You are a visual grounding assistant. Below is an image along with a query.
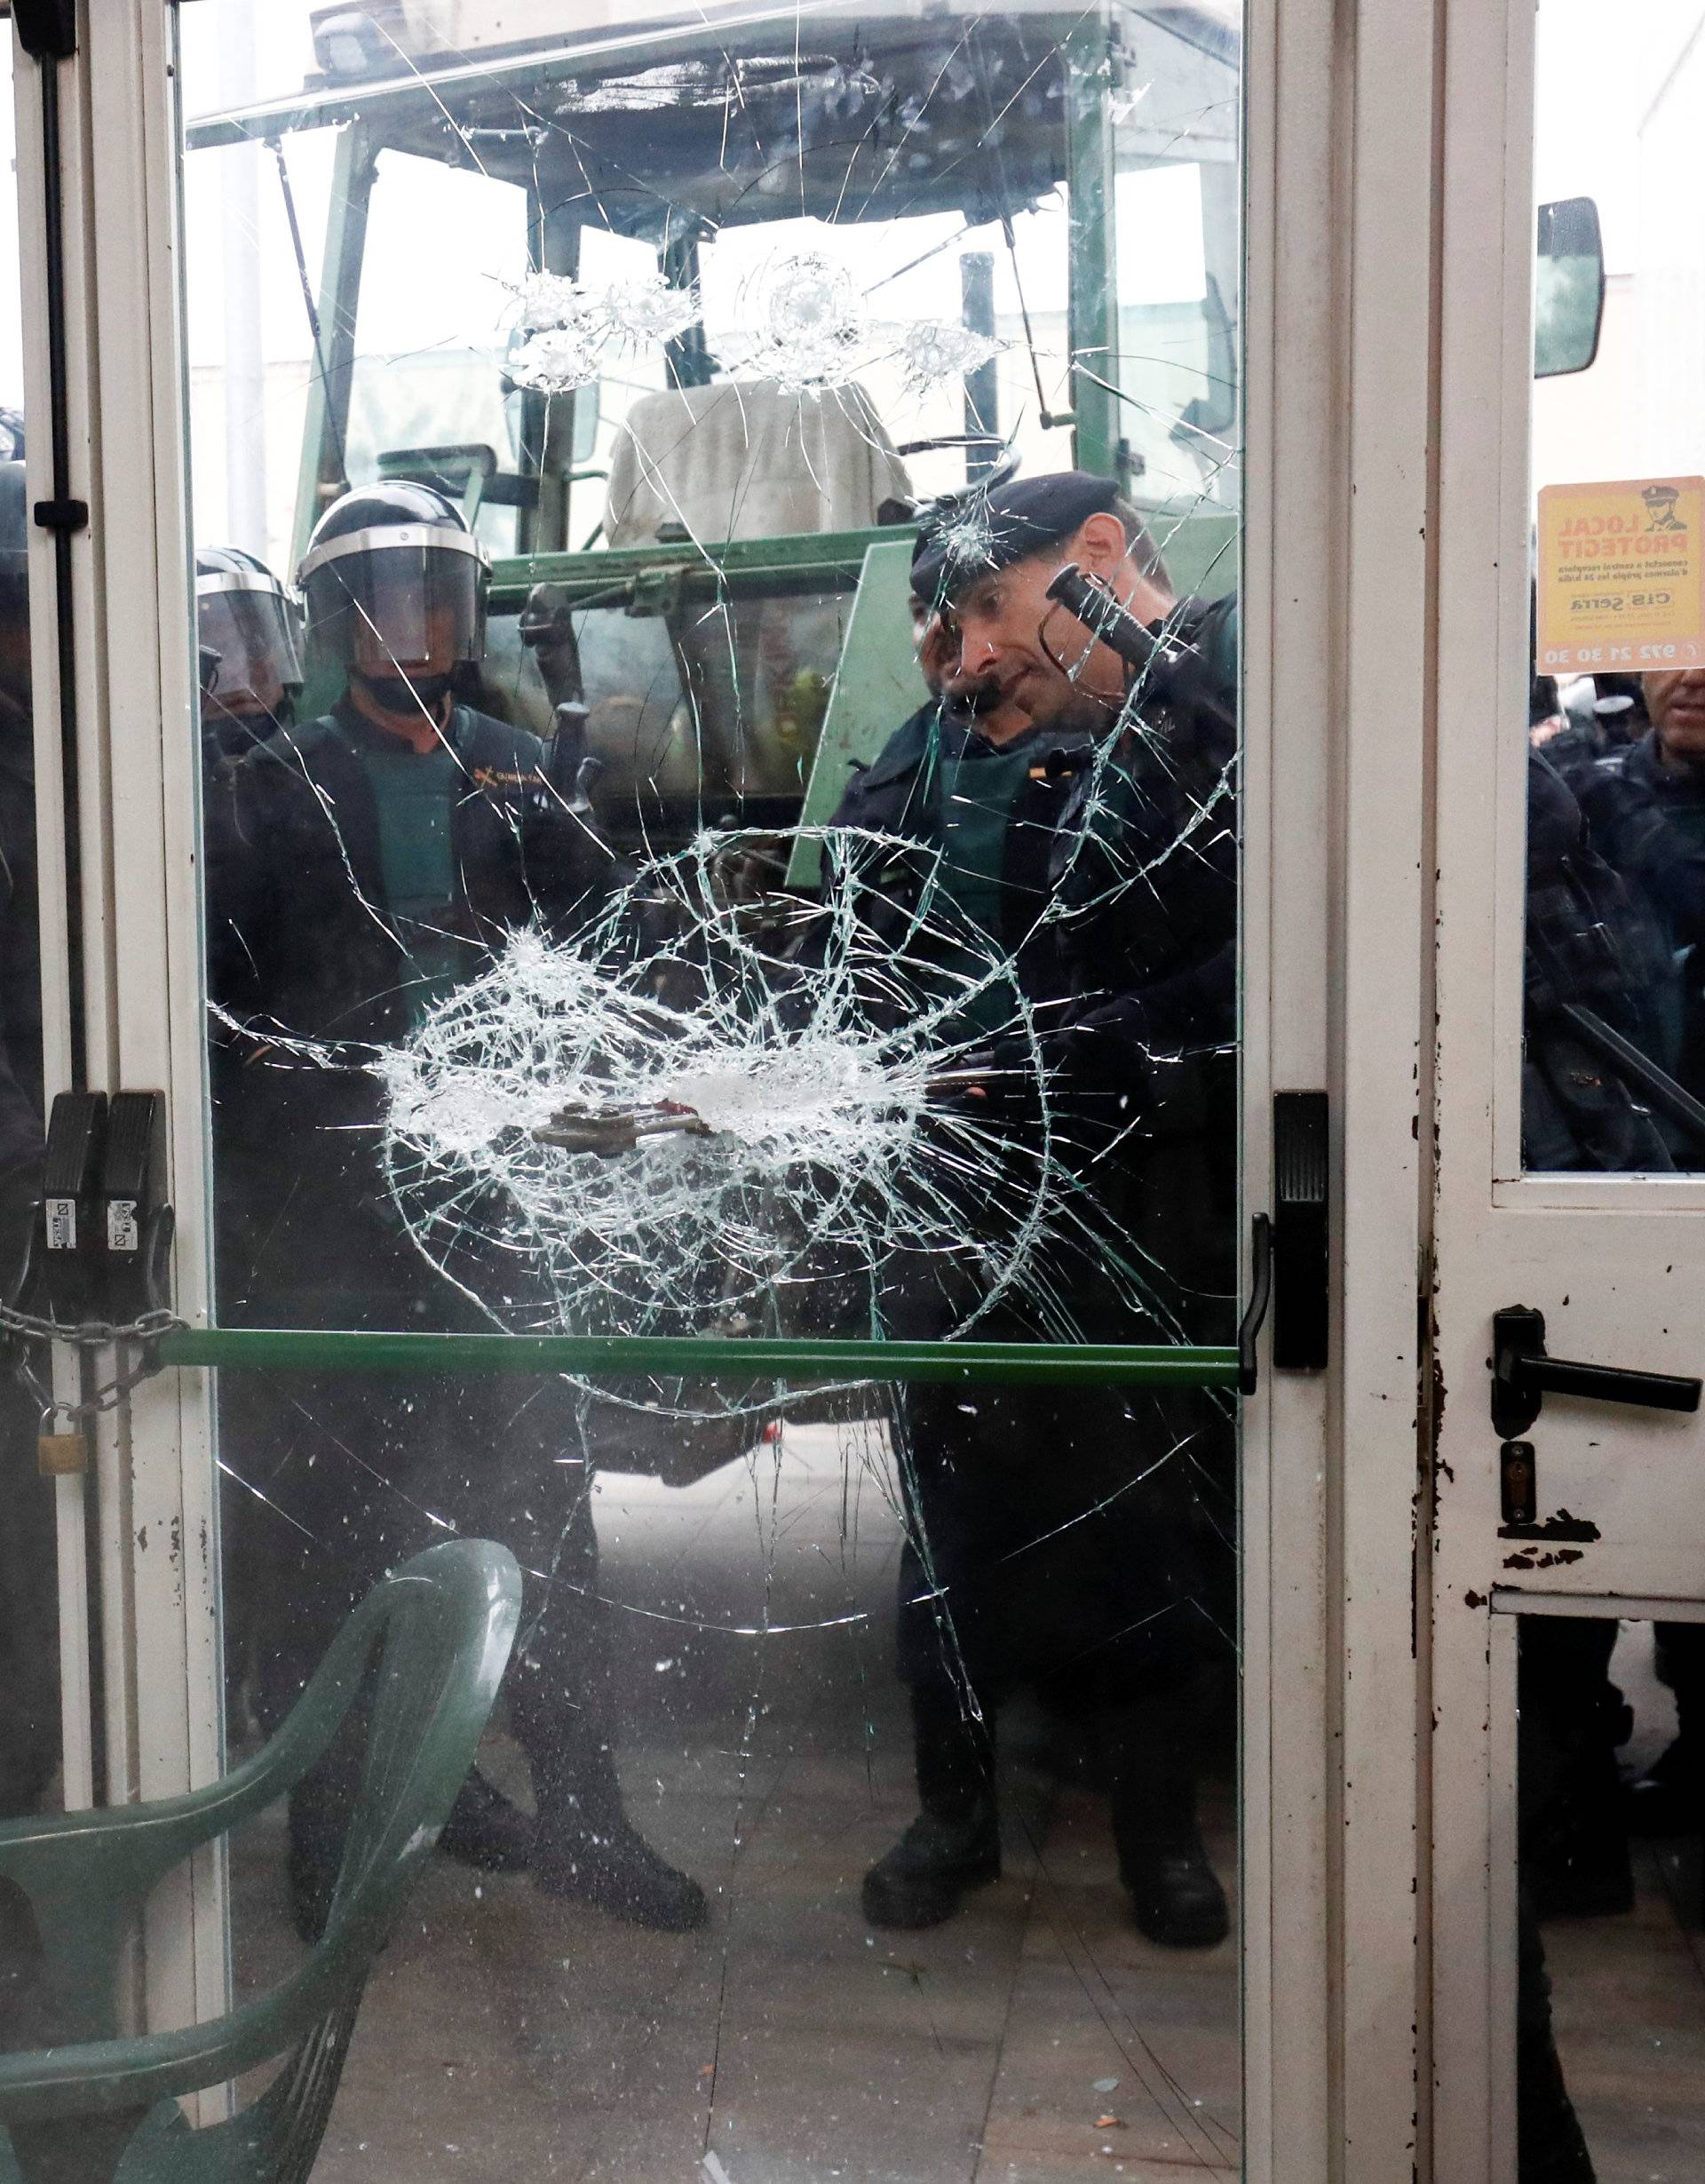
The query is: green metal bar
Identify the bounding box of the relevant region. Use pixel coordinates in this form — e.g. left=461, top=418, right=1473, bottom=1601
left=289, top=123, right=374, bottom=574
left=485, top=525, right=908, bottom=613
left=1066, top=15, right=1121, bottom=484
left=784, top=538, right=927, bottom=891
left=158, top=1327, right=1239, bottom=1389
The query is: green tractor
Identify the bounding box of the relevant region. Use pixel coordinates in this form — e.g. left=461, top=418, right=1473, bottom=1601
left=185, top=0, right=1242, bottom=878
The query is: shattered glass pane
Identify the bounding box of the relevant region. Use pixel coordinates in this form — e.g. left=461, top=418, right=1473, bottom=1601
left=178, top=0, right=1244, bottom=2173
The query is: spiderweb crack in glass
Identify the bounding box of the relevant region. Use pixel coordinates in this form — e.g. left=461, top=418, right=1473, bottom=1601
left=499, top=270, right=625, bottom=393
left=499, top=258, right=998, bottom=401
left=367, top=827, right=1134, bottom=1397
left=922, top=500, right=1003, bottom=582
left=603, top=269, right=703, bottom=347
left=499, top=267, right=702, bottom=393
left=506, top=322, right=611, bottom=395
left=722, top=250, right=871, bottom=393
left=896, top=320, right=1005, bottom=402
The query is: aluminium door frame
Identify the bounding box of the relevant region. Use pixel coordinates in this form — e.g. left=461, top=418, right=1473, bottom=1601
left=12, top=0, right=1446, bottom=2172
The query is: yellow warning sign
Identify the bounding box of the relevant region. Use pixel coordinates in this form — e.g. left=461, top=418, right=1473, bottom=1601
left=1537, top=476, right=1705, bottom=672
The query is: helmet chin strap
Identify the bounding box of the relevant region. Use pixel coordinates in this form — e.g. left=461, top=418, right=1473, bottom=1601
left=208, top=701, right=292, bottom=757
left=353, top=670, right=455, bottom=727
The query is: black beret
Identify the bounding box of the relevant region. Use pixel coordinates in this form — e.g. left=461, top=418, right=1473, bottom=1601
left=909, top=470, right=1123, bottom=605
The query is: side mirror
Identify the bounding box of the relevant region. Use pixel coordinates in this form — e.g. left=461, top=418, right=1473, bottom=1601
left=1535, top=196, right=1605, bottom=378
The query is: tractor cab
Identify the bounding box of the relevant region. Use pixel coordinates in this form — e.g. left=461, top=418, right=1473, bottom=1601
left=183, top=0, right=1241, bottom=859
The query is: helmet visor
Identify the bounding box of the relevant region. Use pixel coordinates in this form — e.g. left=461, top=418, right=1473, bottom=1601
left=301, top=534, right=486, bottom=676
left=196, top=582, right=304, bottom=714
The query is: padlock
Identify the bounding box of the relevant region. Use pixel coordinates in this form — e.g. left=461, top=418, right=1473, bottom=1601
left=37, top=1426, right=87, bottom=1477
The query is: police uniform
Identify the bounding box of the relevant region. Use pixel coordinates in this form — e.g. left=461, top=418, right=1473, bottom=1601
left=845, top=474, right=1234, bottom=1946
left=211, top=482, right=704, bottom=1934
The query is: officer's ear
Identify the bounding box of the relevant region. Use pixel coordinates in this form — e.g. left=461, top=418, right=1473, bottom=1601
left=1072, top=512, right=1130, bottom=580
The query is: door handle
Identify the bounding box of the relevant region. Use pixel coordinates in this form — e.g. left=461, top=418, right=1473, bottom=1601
left=1237, top=1092, right=1330, bottom=1394
left=1490, top=1305, right=1702, bottom=1438
left=1237, top=1213, right=1273, bottom=1394
left=1272, top=1091, right=1328, bottom=1370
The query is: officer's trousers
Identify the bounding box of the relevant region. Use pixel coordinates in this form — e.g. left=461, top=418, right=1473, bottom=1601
left=890, top=1379, right=1230, bottom=1813
left=221, top=1366, right=618, bottom=1831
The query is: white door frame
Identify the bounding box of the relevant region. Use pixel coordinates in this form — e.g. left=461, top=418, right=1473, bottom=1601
left=1245, top=0, right=1443, bottom=2171
left=12, top=0, right=222, bottom=2041
left=9, top=0, right=1452, bottom=2171
left=1429, top=0, right=1596, bottom=2168
left=1430, top=0, right=1705, bottom=2174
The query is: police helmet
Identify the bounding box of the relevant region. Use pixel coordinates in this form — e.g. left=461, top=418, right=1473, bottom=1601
left=195, top=545, right=304, bottom=719
left=297, top=480, right=488, bottom=678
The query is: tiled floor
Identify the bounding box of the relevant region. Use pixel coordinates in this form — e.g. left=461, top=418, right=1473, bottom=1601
left=223, top=1465, right=1705, bottom=2184
left=229, top=1421, right=1242, bottom=2182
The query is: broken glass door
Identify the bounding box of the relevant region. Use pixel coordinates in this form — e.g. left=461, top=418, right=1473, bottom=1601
left=174, top=1, right=1244, bottom=2173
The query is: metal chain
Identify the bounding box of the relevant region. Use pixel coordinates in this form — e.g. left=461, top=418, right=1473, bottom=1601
left=0, top=1299, right=185, bottom=1349
left=34, top=1350, right=174, bottom=1427
left=3, top=1300, right=188, bottom=1426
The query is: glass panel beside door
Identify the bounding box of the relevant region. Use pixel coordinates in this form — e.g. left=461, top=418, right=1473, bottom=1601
left=177, top=1, right=1244, bottom=2172
left=1526, top=0, right=1705, bottom=1177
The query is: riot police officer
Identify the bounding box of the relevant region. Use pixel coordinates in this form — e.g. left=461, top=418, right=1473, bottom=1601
left=211, top=481, right=706, bottom=1936
left=194, top=545, right=304, bottom=764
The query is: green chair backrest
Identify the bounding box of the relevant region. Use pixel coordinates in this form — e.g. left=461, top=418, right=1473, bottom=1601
left=0, top=1537, right=520, bottom=2184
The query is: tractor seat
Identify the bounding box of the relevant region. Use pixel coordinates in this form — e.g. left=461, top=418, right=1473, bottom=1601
left=605, top=378, right=913, bottom=548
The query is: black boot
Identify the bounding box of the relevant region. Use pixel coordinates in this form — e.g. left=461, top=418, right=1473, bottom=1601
left=534, top=1811, right=708, bottom=1931
left=523, top=1714, right=705, bottom=1930
left=289, top=1766, right=533, bottom=1944
left=438, top=1768, right=535, bottom=1872
left=1117, top=1819, right=1229, bottom=1948
left=507, top=1567, right=706, bottom=1930
left=862, top=1798, right=1001, bottom=1928
left=862, top=1684, right=1000, bottom=1930
left=1106, top=1696, right=1229, bottom=1949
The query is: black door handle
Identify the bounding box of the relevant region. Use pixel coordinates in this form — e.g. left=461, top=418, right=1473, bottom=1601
left=1272, top=1091, right=1328, bottom=1370
left=1490, top=1305, right=1702, bottom=1438
left=1237, top=1213, right=1273, bottom=1394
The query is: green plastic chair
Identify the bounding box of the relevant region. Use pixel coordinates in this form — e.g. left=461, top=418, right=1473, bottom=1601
left=0, top=1537, right=520, bottom=2183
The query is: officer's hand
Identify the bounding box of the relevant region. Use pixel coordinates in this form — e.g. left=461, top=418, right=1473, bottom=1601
left=927, top=1052, right=1012, bottom=1115
left=916, top=611, right=959, bottom=695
